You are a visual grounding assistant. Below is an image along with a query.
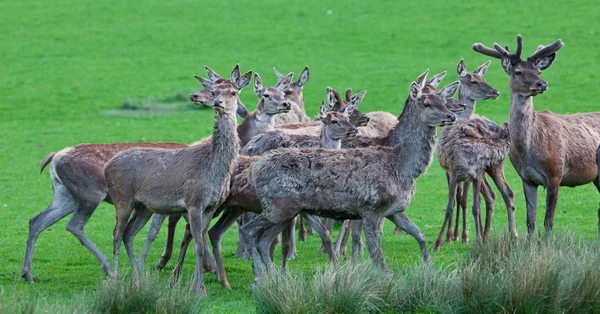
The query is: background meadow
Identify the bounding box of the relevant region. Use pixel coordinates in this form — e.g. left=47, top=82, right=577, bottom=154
left=1, top=0, right=599, bottom=312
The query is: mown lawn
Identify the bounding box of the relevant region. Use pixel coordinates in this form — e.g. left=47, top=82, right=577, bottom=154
left=1, top=0, right=599, bottom=312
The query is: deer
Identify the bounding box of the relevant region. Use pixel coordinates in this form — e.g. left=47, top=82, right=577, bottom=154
left=104, top=66, right=253, bottom=295
left=432, top=59, right=516, bottom=252
left=19, top=65, right=251, bottom=284
left=272, top=66, right=312, bottom=125
left=165, top=100, right=359, bottom=289
left=137, top=70, right=295, bottom=269
left=472, top=35, right=600, bottom=237
left=239, top=72, right=457, bottom=287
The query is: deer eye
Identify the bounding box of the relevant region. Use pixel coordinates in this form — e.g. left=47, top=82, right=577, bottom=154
left=331, top=120, right=339, bottom=124
left=514, top=70, right=522, bottom=76
left=423, top=101, right=430, bottom=108
left=263, top=94, right=270, bottom=98
left=470, top=80, right=477, bottom=85
left=285, top=90, right=293, bottom=95
left=231, top=91, right=238, bottom=96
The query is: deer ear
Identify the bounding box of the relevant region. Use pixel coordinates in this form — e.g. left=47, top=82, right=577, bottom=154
left=409, top=82, right=422, bottom=100
left=534, top=53, right=556, bottom=70
left=297, top=66, right=309, bottom=87
left=350, top=90, right=367, bottom=105
left=343, top=100, right=357, bottom=117
left=473, top=60, right=491, bottom=76
left=272, top=67, right=285, bottom=80
left=345, top=88, right=353, bottom=101
left=230, top=64, right=241, bottom=84
left=205, top=66, right=223, bottom=82
left=501, top=57, right=513, bottom=75
left=194, top=75, right=216, bottom=90
left=438, top=81, right=460, bottom=99
left=457, top=59, right=467, bottom=77
left=254, top=73, right=263, bottom=97
left=276, top=73, right=293, bottom=91
left=236, top=70, right=252, bottom=90
left=426, top=71, right=447, bottom=88
left=326, top=87, right=336, bottom=109
left=319, top=101, right=328, bottom=120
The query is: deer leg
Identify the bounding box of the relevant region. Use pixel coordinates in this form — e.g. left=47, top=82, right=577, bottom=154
left=66, top=198, right=113, bottom=278
left=112, top=199, right=136, bottom=279
left=487, top=165, right=517, bottom=238
left=544, top=179, right=560, bottom=238
left=239, top=213, right=270, bottom=283
left=460, top=180, right=470, bottom=243
left=156, top=214, right=182, bottom=270
left=304, top=214, right=338, bottom=266
left=286, top=217, right=298, bottom=260
left=481, top=176, right=496, bottom=241
left=298, top=215, right=307, bottom=241
left=281, top=223, right=292, bottom=270
left=169, top=223, right=192, bottom=287
left=523, top=180, right=539, bottom=239
left=318, top=218, right=336, bottom=253
left=333, top=220, right=350, bottom=256
left=433, top=173, right=458, bottom=252
left=472, top=176, right=484, bottom=242
left=187, top=207, right=215, bottom=296
left=362, top=214, right=387, bottom=272
left=387, top=212, right=429, bottom=264
left=208, top=206, right=244, bottom=289
left=22, top=184, right=79, bottom=283
left=138, top=214, right=165, bottom=269
left=350, top=220, right=364, bottom=262
left=452, top=182, right=463, bottom=241
left=122, top=208, right=153, bottom=277
left=235, top=212, right=256, bottom=259
left=257, top=221, right=286, bottom=274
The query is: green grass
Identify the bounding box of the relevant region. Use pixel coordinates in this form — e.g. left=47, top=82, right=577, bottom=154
left=1, top=0, right=599, bottom=312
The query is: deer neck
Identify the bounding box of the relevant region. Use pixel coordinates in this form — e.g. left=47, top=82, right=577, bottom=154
left=210, top=110, right=240, bottom=183
left=237, top=101, right=275, bottom=146
left=319, top=126, right=341, bottom=149
left=391, top=99, right=436, bottom=182
left=458, top=85, right=477, bottom=119
left=509, top=92, right=535, bottom=152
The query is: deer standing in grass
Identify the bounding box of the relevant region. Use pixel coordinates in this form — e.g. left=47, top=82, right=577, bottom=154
left=473, top=35, right=600, bottom=237
left=433, top=59, right=516, bottom=251
left=20, top=65, right=250, bottom=284
left=272, top=66, right=312, bottom=124
left=167, top=100, right=359, bottom=289
left=240, top=73, right=457, bottom=286
left=104, top=65, right=252, bottom=295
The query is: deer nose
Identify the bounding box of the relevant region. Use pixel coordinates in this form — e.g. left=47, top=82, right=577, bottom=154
left=493, top=90, right=500, bottom=97
left=537, top=80, right=548, bottom=91
left=213, top=99, right=223, bottom=106
left=447, top=113, right=456, bottom=122
left=190, top=93, right=198, bottom=100
left=364, top=115, right=371, bottom=122
left=282, top=102, right=291, bottom=109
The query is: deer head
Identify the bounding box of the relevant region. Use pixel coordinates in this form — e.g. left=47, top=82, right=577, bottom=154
left=457, top=59, right=500, bottom=101
left=253, top=72, right=292, bottom=114
left=327, top=87, right=369, bottom=127
left=472, top=34, right=564, bottom=97
left=273, top=66, right=309, bottom=107
left=409, top=72, right=457, bottom=127
left=191, top=65, right=252, bottom=118
left=319, top=98, right=359, bottom=140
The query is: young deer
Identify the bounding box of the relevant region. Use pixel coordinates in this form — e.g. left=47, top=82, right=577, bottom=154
left=167, top=100, right=359, bottom=289
left=272, top=66, right=312, bottom=124
left=433, top=59, right=515, bottom=251
left=240, top=73, right=457, bottom=286
left=105, top=65, right=251, bottom=295
left=20, top=65, right=249, bottom=284
left=472, top=35, right=600, bottom=237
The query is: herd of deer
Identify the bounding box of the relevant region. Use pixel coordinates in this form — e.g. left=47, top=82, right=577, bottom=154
left=21, top=35, right=600, bottom=296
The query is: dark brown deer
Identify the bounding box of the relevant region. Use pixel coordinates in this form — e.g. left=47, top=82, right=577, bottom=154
left=472, top=35, right=600, bottom=237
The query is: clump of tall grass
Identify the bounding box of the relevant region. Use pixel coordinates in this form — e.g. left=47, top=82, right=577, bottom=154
left=92, top=271, right=202, bottom=314
left=253, top=262, right=394, bottom=314
left=459, top=233, right=600, bottom=313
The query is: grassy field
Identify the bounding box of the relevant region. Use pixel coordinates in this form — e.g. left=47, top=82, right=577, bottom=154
left=1, top=0, right=599, bottom=312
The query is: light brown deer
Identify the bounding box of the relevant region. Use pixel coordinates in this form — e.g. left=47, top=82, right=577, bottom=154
left=241, top=73, right=457, bottom=286
left=272, top=66, right=312, bottom=124
left=472, top=35, right=600, bottom=237
left=20, top=65, right=250, bottom=284
left=432, top=59, right=516, bottom=251
left=104, top=65, right=251, bottom=295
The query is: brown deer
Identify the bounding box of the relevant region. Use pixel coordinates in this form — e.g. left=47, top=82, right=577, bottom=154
left=240, top=73, right=457, bottom=286
left=104, top=65, right=251, bottom=295
left=20, top=65, right=249, bottom=284
left=432, top=59, right=516, bottom=252
left=272, top=66, right=312, bottom=124
left=472, top=35, right=600, bottom=237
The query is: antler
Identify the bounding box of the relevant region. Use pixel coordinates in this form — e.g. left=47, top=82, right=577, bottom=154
left=472, top=34, right=523, bottom=60
left=528, top=39, right=564, bottom=60
left=272, top=67, right=285, bottom=80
